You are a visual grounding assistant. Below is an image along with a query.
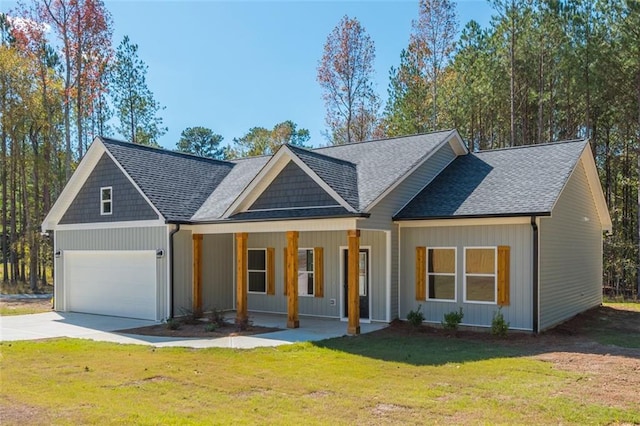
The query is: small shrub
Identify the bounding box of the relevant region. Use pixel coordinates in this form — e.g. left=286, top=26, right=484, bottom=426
left=406, top=305, right=425, bottom=327
left=179, top=306, right=204, bottom=325
left=442, top=307, right=464, bottom=330
left=491, top=308, right=510, bottom=337
left=204, top=323, right=218, bottom=332
left=166, top=318, right=180, bottom=330
left=209, top=307, right=227, bottom=328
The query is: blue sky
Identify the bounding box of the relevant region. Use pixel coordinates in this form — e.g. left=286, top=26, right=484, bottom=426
left=4, top=1, right=495, bottom=150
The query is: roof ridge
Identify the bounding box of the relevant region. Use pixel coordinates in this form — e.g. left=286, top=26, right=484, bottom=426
left=287, top=144, right=357, bottom=167
left=477, top=139, right=587, bottom=154
left=313, top=129, right=455, bottom=152
left=100, top=136, right=234, bottom=166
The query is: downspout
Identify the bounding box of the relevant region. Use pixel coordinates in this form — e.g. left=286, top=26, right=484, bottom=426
left=531, top=216, right=539, bottom=333
left=169, top=223, right=181, bottom=319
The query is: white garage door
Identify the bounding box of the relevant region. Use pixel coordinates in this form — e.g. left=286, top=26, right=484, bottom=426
left=65, top=250, right=157, bottom=320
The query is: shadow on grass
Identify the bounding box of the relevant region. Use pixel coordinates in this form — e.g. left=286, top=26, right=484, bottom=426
left=312, top=305, right=640, bottom=366
left=313, top=327, right=525, bottom=366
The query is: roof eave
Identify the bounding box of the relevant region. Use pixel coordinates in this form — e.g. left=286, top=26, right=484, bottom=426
left=190, top=212, right=370, bottom=225
left=393, top=212, right=552, bottom=222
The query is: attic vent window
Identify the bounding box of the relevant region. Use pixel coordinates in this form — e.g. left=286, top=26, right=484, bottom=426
left=101, top=187, right=112, bottom=215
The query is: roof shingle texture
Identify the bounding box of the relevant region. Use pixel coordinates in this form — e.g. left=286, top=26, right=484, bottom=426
left=314, top=130, right=455, bottom=209
left=395, top=140, right=587, bottom=219
left=286, top=145, right=359, bottom=209
left=193, top=130, right=455, bottom=220
left=101, top=138, right=234, bottom=221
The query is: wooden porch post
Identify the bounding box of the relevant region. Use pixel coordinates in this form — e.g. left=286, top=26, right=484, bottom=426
left=192, top=234, right=203, bottom=313
left=236, top=232, right=248, bottom=324
left=286, top=231, right=299, bottom=328
left=347, top=229, right=360, bottom=335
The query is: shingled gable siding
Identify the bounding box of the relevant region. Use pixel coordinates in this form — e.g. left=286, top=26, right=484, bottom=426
left=249, top=161, right=338, bottom=210
left=399, top=223, right=533, bottom=330
left=539, top=160, right=603, bottom=331
left=365, top=142, right=457, bottom=320
left=59, top=153, right=158, bottom=224
left=54, top=226, right=168, bottom=320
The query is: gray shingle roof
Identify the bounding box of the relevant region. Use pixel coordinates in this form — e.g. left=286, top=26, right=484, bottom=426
left=101, top=138, right=234, bottom=222
left=193, top=130, right=455, bottom=221
left=315, top=130, right=456, bottom=209
left=191, top=155, right=270, bottom=220
left=286, top=145, right=359, bottom=209
left=394, top=140, right=588, bottom=220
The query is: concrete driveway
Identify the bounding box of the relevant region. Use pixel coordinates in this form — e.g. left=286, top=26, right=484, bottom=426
left=0, top=311, right=385, bottom=349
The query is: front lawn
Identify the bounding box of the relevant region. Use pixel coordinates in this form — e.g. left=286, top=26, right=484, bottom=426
left=1, top=328, right=638, bottom=424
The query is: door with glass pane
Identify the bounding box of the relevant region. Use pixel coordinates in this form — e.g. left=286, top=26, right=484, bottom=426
left=342, top=248, right=370, bottom=319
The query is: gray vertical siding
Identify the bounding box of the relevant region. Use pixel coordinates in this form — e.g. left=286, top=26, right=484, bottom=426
left=172, top=230, right=192, bottom=315
left=539, top=160, right=603, bottom=330
left=400, top=224, right=533, bottom=330
left=231, top=230, right=388, bottom=321
left=54, top=226, right=169, bottom=321
left=365, top=143, right=456, bottom=230
left=390, top=225, right=399, bottom=320
left=202, top=234, right=234, bottom=311
left=173, top=232, right=234, bottom=314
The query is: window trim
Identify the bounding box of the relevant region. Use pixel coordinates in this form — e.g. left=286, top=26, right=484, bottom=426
left=426, top=247, right=457, bottom=302
left=247, top=248, right=267, bottom=294
left=297, top=248, right=315, bottom=297
left=100, top=186, right=112, bottom=216
left=463, top=246, right=498, bottom=304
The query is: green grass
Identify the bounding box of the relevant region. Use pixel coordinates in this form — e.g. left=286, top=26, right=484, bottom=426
left=1, top=335, right=638, bottom=425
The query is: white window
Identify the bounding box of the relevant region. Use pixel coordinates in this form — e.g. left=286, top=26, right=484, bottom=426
left=464, top=247, right=497, bottom=304
left=248, top=249, right=266, bottom=293
left=427, top=247, right=456, bottom=301
left=100, top=187, right=112, bottom=215
left=298, top=249, right=314, bottom=296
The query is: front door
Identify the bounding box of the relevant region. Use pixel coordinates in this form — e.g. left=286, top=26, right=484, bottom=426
left=343, top=248, right=369, bottom=319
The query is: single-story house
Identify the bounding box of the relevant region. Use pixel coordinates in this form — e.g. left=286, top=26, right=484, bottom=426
left=41, top=129, right=612, bottom=333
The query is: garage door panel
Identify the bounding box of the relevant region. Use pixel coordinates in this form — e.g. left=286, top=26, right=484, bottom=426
left=65, top=250, right=157, bottom=320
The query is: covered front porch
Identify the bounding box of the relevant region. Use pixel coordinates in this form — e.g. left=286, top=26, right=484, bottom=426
left=173, top=218, right=392, bottom=335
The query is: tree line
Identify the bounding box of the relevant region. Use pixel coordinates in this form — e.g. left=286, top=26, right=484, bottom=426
left=1, top=0, right=638, bottom=297
left=317, top=0, right=639, bottom=297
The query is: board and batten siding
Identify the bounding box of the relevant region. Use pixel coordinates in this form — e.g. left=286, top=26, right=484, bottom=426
left=539, top=159, right=603, bottom=331
left=240, top=230, right=388, bottom=321
left=54, top=226, right=169, bottom=320
left=400, top=224, right=533, bottom=330
left=172, top=231, right=235, bottom=315
left=172, top=230, right=192, bottom=314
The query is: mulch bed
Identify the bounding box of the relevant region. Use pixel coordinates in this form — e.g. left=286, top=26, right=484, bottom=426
left=119, top=319, right=280, bottom=339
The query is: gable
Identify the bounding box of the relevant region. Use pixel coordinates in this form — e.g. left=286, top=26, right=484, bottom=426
left=249, top=161, right=339, bottom=210
left=59, top=153, right=158, bottom=224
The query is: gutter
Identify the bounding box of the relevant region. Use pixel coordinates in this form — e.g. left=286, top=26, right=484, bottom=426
left=393, top=211, right=551, bottom=222
left=168, top=223, right=181, bottom=319
left=531, top=216, right=539, bottom=333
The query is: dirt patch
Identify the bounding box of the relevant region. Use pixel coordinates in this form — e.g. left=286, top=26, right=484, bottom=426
left=0, top=397, right=51, bottom=425
left=381, top=304, right=640, bottom=411
left=118, top=319, right=280, bottom=339
left=0, top=298, right=52, bottom=314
